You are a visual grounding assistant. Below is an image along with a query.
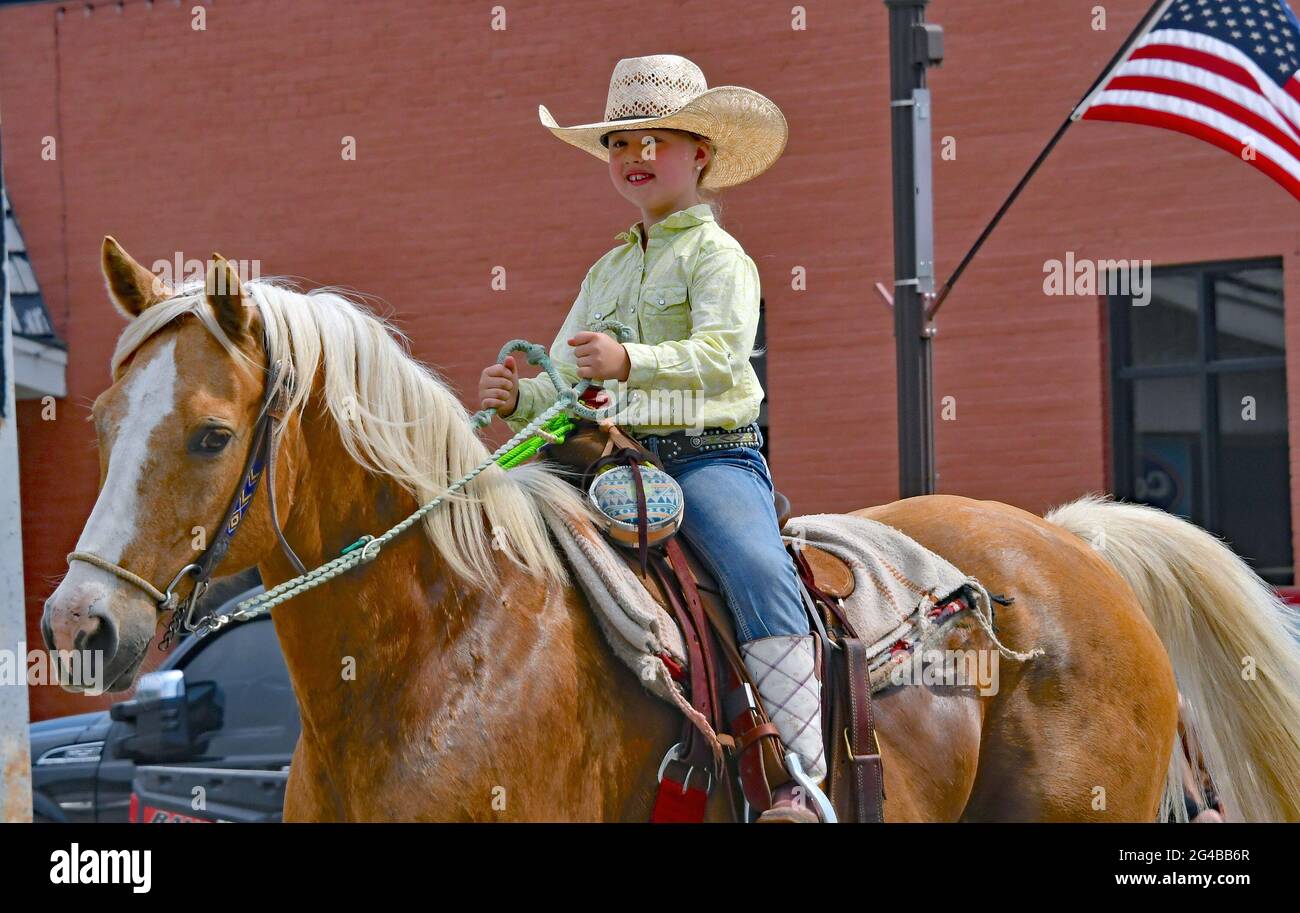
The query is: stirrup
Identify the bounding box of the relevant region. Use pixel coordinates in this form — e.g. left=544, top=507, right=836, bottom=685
left=784, top=752, right=837, bottom=823
left=740, top=753, right=837, bottom=823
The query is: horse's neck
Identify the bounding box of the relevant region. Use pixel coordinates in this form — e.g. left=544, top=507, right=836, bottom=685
left=259, top=412, right=473, bottom=734
left=257, top=410, right=573, bottom=807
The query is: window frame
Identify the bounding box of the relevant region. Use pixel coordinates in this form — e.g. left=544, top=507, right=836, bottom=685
left=1109, top=256, right=1288, bottom=568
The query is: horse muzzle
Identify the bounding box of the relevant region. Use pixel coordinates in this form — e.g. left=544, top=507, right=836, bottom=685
left=42, top=574, right=152, bottom=693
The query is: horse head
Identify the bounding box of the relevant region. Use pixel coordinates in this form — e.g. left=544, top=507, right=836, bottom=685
left=42, top=237, right=297, bottom=693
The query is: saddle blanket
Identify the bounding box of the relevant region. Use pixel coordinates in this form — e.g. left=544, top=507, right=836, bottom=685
left=539, top=503, right=1041, bottom=720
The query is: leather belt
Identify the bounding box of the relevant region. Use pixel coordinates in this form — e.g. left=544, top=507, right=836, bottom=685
left=636, top=422, right=763, bottom=462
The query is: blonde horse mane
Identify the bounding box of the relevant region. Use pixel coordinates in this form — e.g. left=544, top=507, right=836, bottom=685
left=110, top=277, right=598, bottom=594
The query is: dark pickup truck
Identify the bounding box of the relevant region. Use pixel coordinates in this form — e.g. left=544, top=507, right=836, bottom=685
left=29, top=572, right=301, bottom=822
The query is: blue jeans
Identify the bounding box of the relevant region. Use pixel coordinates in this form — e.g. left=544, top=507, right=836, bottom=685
left=637, top=431, right=809, bottom=644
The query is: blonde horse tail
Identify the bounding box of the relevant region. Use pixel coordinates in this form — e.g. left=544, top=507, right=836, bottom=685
left=1045, top=494, right=1300, bottom=822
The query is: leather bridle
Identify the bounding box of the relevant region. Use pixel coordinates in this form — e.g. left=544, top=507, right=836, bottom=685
left=66, top=331, right=307, bottom=649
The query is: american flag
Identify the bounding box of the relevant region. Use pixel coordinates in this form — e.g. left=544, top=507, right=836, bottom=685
left=1074, top=0, right=1300, bottom=200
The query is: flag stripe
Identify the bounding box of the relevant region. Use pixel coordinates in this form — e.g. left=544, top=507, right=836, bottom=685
left=1105, top=75, right=1300, bottom=162
left=1112, top=57, right=1300, bottom=143
left=1085, top=88, right=1300, bottom=179
left=1131, top=44, right=1261, bottom=94
left=1144, top=28, right=1300, bottom=134
left=1085, top=103, right=1300, bottom=200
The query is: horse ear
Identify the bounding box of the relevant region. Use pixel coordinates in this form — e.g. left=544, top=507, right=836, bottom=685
left=102, top=236, right=170, bottom=318
left=205, top=253, right=251, bottom=341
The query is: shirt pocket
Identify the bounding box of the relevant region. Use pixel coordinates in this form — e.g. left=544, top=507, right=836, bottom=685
left=639, top=284, right=691, bottom=343
left=584, top=300, right=621, bottom=331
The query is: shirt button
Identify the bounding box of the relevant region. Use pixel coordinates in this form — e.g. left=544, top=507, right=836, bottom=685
left=657, top=297, right=665, bottom=305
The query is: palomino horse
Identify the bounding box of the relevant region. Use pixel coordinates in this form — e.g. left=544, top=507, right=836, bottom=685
left=42, top=238, right=1300, bottom=822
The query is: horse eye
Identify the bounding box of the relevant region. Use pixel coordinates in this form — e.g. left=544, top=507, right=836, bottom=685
left=191, top=427, right=233, bottom=455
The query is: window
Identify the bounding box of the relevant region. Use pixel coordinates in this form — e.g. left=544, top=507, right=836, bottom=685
left=180, top=618, right=301, bottom=760
left=1110, top=259, right=1292, bottom=584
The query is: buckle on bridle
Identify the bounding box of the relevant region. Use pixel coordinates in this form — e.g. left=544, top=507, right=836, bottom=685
left=158, top=564, right=201, bottom=613
left=159, top=563, right=205, bottom=622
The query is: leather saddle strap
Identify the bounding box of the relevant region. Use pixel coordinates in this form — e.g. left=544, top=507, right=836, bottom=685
left=665, top=537, right=792, bottom=809
left=630, top=460, right=649, bottom=578
left=587, top=446, right=652, bottom=576
left=664, top=538, right=725, bottom=733
left=732, top=720, right=781, bottom=756
left=789, top=545, right=858, bottom=639
left=844, top=638, right=885, bottom=822
left=648, top=551, right=717, bottom=770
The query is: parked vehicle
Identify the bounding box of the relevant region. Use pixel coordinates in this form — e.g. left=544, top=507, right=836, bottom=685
left=29, top=572, right=301, bottom=822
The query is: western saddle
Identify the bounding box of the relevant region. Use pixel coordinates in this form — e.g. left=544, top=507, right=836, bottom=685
left=538, top=419, right=885, bottom=823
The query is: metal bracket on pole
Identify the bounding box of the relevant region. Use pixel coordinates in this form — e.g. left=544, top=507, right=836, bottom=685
left=912, top=88, right=936, bottom=299
left=921, top=293, right=938, bottom=338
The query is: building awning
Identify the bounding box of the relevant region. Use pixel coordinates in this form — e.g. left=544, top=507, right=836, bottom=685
left=4, top=190, right=66, bottom=399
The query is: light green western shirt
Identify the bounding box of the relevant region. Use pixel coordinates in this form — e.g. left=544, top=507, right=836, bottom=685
left=503, top=203, right=764, bottom=437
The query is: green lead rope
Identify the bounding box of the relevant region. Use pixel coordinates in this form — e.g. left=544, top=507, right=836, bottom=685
left=494, top=412, right=578, bottom=470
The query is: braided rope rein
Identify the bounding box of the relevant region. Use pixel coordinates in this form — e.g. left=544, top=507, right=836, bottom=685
left=199, top=330, right=633, bottom=637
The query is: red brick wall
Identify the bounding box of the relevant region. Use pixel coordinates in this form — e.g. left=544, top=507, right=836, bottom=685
left=3, top=0, right=1297, bottom=720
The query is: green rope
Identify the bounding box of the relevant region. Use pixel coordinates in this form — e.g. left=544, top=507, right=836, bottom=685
left=495, top=413, right=577, bottom=470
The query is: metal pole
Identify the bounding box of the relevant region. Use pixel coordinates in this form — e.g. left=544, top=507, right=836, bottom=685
left=0, top=111, right=35, bottom=823
left=885, top=0, right=939, bottom=496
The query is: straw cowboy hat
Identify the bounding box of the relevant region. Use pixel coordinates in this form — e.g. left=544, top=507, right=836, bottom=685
left=539, top=54, right=788, bottom=190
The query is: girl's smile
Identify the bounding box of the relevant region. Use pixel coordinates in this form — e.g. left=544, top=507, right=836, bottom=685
left=607, top=128, right=712, bottom=226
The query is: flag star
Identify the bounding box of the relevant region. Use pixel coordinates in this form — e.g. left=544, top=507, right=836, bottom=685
left=1253, top=30, right=1263, bottom=37
left=1288, top=41, right=1296, bottom=50
left=1228, top=17, right=1239, bottom=25
left=1207, top=18, right=1218, bottom=26
left=1246, top=18, right=1257, bottom=26
left=1232, top=29, right=1244, bottom=37
left=1266, top=20, right=1276, bottom=29
left=1257, top=43, right=1268, bottom=52
left=1272, top=32, right=1281, bottom=41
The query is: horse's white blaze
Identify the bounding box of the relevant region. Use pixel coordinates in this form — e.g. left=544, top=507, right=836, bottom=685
left=70, top=336, right=179, bottom=579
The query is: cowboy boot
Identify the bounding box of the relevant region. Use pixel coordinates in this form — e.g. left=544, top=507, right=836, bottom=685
left=740, top=633, right=828, bottom=823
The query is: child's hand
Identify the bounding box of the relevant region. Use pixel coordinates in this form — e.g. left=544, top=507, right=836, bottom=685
left=568, top=331, right=631, bottom=382
left=479, top=355, right=520, bottom=417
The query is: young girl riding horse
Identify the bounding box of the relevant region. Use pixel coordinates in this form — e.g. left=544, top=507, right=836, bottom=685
left=478, top=54, right=824, bottom=822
